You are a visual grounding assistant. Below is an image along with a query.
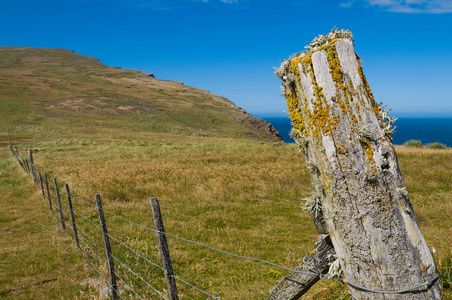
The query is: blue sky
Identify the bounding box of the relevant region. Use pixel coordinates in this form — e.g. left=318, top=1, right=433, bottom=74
left=1, top=0, right=452, bottom=117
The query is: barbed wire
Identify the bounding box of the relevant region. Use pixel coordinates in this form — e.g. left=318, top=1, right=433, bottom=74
left=67, top=191, right=330, bottom=277
left=172, top=275, right=220, bottom=299
left=73, top=202, right=216, bottom=300
left=53, top=207, right=112, bottom=297
left=77, top=236, right=126, bottom=299
left=336, top=273, right=440, bottom=295
left=80, top=228, right=105, bottom=254
left=112, top=254, right=168, bottom=300
left=105, top=232, right=164, bottom=271
left=63, top=190, right=97, bottom=207
left=79, top=234, right=108, bottom=268
left=64, top=189, right=320, bottom=277
left=110, top=268, right=138, bottom=300
left=101, top=207, right=321, bottom=276
left=72, top=209, right=103, bottom=233
left=77, top=210, right=168, bottom=299
left=60, top=201, right=69, bottom=210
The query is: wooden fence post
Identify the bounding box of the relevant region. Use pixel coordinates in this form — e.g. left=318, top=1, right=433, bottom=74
left=24, top=159, right=30, bottom=174
left=13, top=146, right=24, bottom=170
left=273, top=28, right=444, bottom=299
left=95, top=194, right=118, bottom=300
left=149, top=197, right=179, bottom=300
left=28, top=149, right=38, bottom=187
left=39, top=172, right=45, bottom=200
left=53, top=178, right=66, bottom=233
left=267, top=236, right=335, bottom=300
left=44, top=173, right=53, bottom=212
left=66, top=184, right=80, bottom=249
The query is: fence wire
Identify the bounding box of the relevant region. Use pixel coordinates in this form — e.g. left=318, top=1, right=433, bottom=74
left=113, top=254, right=167, bottom=300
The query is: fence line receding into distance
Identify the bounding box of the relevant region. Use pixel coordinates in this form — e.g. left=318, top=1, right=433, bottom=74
left=13, top=147, right=322, bottom=299
left=10, top=146, right=441, bottom=300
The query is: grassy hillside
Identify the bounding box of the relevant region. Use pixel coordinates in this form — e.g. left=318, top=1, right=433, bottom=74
left=0, top=47, right=282, bottom=147
left=0, top=47, right=451, bottom=299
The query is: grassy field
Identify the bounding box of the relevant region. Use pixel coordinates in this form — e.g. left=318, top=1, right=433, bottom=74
left=1, top=139, right=451, bottom=299
left=1, top=47, right=450, bottom=299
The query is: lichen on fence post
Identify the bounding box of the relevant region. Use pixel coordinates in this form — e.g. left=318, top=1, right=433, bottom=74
left=274, top=28, right=444, bottom=299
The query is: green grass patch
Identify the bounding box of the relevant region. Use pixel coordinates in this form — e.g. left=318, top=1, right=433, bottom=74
left=426, top=142, right=448, bottom=149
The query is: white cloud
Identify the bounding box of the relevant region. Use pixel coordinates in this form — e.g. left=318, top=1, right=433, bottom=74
left=364, top=0, right=452, bottom=13
left=340, top=1, right=355, bottom=8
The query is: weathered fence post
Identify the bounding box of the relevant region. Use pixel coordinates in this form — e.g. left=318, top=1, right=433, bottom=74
left=53, top=178, right=66, bottom=233
left=272, top=28, right=444, bottom=299
left=12, top=146, right=24, bottom=170
left=28, top=149, right=38, bottom=187
left=149, top=197, right=179, bottom=300
left=24, top=159, right=30, bottom=174
left=9, top=143, right=14, bottom=157
left=66, top=184, right=80, bottom=249
left=95, top=194, right=118, bottom=300
left=267, top=236, right=335, bottom=300
left=44, top=173, right=53, bottom=212
left=38, top=172, right=45, bottom=200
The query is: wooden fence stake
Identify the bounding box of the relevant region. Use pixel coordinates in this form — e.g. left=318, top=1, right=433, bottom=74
left=267, top=236, right=335, bottom=300
left=53, top=178, right=66, bottom=233
left=39, top=172, right=45, bottom=200
left=95, top=194, right=118, bottom=300
left=65, top=184, right=80, bottom=249
left=149, top=197, right=179, bottom=300
left=28, top=149, right=38, bottom=187
left=44, top=173, right=53, bottom=212
left=12, top=146, right=24, bottom=170
left=25, top=159, right=30, bottom=174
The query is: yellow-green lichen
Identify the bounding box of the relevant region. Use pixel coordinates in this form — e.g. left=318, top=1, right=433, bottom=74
left=356, top=54, right=380, bottom=117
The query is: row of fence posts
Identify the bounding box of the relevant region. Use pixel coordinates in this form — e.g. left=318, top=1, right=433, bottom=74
left=10, top=146, right=180, bottom=300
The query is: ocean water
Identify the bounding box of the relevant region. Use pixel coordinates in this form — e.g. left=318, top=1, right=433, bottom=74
left=262, top=117, right=452, bottom=147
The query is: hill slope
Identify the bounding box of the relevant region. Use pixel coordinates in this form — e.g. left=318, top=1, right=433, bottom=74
left=0, top=47, right=282, bottom=146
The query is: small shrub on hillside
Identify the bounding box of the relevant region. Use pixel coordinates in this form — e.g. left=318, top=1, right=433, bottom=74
left=426, top=142, right=448, bottom=149
left=403, top=140, right=423, bottom=148
left=439, top=251, right=452, bottom=291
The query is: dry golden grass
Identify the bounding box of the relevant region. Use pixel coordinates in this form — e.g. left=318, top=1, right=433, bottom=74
left=0, top=151, right=107, bottom=299
left=3, top=141, right=449, bottom=299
